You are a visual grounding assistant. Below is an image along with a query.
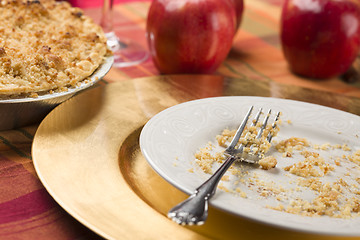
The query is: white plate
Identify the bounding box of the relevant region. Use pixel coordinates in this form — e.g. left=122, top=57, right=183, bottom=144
left=140, top=96, right=360, bottom=236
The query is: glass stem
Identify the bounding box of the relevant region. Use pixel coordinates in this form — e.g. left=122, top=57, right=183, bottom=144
left=100, top=0, right=114, bottom=34
left=100, top=0, right=122, bottom=51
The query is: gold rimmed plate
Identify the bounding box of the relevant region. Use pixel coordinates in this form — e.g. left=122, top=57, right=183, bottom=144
left=32, top=75, right=353, bottom=240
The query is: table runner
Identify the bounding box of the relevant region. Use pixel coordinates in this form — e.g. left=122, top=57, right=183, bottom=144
left=1, top=0, right=360, bottom=239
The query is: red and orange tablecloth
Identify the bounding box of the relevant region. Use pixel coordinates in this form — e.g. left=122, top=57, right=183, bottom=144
left=1, top=0, right=360, bottom=239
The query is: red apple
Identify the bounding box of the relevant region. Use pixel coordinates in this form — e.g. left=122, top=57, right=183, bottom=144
left=231, top=0, right=244, bottom=30
left=146, top=0, right=236, bottom=74
left=280, top=0, right=360, bottom=79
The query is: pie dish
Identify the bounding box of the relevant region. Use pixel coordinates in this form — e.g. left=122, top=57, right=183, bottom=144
left=0, top=55, right=113, bottom=130
left=0, top=0, right=112, bottom=130
left=0, top=0, right=109, bottom=97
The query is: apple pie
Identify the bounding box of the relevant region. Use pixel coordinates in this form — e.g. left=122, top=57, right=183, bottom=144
left=0, top=0, right=109, bottom=97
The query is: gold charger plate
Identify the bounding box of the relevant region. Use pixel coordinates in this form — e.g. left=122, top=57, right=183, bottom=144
left=32, top=75, right=357, bottom=240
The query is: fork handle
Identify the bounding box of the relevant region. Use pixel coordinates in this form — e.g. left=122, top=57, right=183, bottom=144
left=195, top=155, right=236, bottom=200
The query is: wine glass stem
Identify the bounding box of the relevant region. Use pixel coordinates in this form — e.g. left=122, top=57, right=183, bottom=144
left=100, top=0, right=122, bottom=51
left=100, top=0, right=114, bottom=34
left=99, top=0, right=149, bottom=67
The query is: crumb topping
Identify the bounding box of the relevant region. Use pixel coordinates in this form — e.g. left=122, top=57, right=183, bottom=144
left=0, top=0, right=108, bottom=97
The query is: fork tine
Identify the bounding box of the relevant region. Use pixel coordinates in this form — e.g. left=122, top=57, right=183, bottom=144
left=255, top=109, right=271, bottom=140
left=267, top=111, right=281, bottom=143
left=226, top=106, right=253, bottom=152
left=233, top=107, right=264, bottom=157
left=246, top=109, right=280, bottom=161
left=252, top=107, right=263, bottom=127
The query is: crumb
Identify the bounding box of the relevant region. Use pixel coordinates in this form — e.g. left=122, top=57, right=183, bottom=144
left=259, top=156, right=277, bottom=170
left=342, top=144, right=351, bottom=151
left=235, top=188, right=247, bottom=198
left=320, top=143, right=331, bottom=150
left=221, top=175, right=230, bottom=181
left=334, top=159, right=341, bottom=166
left=284, top=155, right=334, bottom=177
left=275, top=137, right=310, bottom=157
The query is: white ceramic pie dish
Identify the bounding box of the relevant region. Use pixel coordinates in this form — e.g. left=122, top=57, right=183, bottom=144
left=0, top=55, right=113, bottom=130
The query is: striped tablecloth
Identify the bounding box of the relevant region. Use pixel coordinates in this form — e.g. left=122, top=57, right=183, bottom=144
left=1, top=0, right=360, bottom=239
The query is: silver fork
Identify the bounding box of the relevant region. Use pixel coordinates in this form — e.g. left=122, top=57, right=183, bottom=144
left=167, top=106, right=281, bottom=225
